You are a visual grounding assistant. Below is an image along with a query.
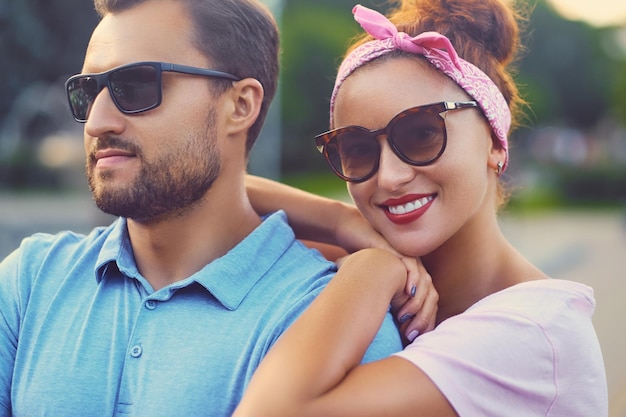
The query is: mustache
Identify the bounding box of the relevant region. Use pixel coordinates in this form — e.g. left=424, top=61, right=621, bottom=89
left=89, top=136, right=141, bottom=159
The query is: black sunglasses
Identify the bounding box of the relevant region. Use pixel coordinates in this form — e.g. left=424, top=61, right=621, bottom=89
left=315, top=101, right=479, bottom=183
left=65, top=61, right=242, bottom=122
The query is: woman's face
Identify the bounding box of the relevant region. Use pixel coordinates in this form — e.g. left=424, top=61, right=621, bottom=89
left=333, top=57, right=505, bottom=257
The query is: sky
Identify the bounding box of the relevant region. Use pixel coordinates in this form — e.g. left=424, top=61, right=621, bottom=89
left=548, top=0, right=626, bottom=27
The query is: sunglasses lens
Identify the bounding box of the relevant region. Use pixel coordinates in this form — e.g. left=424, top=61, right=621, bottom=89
left=66, top=64, right=160, bottom=122
left=391, top=110, right=445, bottom=164
left=317, top=102, right=473, bottom=182
left=322, top=107, right=447, bottom=181
left=110, top=65, right=160, bottom=113
left=327, top=128, right=380, bottom=181
left=67, top=77, right=99, bottom=121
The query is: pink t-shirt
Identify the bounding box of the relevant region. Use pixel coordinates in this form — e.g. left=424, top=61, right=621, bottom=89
left=394, top=279, right=608, bottom=416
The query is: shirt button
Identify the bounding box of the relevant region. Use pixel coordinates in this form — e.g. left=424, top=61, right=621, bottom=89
left=130, top=345, right=143, bottom=358
left=145, top=300, right=157, bottom=310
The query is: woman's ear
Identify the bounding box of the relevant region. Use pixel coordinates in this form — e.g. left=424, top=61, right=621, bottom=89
left=224, top=78, right=264, bottom=137
left=487, top=140, right=507, bottom=174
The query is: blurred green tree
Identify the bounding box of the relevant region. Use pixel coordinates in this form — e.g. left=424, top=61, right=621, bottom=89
left=0, top=0, right=99, bottom=118
left=517, top=0, right=613, bottom=129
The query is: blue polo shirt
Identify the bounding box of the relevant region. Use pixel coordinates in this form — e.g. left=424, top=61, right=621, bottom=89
left=0, top=211, right=402, bottom=417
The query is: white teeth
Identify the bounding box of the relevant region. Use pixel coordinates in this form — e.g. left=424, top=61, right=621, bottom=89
left=388, top=196, right=433, bottom=215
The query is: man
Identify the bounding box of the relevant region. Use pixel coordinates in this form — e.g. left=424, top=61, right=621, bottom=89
left=0, top=0, right=402, bottom=415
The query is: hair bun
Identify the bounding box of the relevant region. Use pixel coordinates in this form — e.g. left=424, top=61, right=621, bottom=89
left=390, top=0, right=523, bottom=67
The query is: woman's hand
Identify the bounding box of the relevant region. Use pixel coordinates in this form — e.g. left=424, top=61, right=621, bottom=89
left=338, top=251, right=438, bottom=345
left=390, top=257, right=438, bottom=344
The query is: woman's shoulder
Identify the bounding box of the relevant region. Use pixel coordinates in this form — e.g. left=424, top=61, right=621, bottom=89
left=470, top=278, right=596, bottom=321
left=393, top=278, right=606, bottom=416
left=396, top=278, right=601, bottom=384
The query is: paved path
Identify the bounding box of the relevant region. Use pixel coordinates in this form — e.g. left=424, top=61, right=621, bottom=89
left=1, top=193, right=624, bottom=416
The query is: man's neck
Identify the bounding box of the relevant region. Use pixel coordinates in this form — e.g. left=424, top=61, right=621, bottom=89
left=126, top=195, right=262, bottom=291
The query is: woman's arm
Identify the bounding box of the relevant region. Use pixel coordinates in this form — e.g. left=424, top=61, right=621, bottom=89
left=233, top=248, right=449, bottom=417
left=247, top=174, right=437, bottom=340
left=246, top=174, right=394, bottom=254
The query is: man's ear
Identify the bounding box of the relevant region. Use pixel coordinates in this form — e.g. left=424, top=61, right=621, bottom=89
left=224, top=78, right=264, bottom=136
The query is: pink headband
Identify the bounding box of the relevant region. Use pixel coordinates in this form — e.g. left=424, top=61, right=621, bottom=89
left=330, top=4, right=511, bottom=171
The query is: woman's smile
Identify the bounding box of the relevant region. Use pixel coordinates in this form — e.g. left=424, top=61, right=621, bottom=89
left=381, top=194, right=435, bottom=224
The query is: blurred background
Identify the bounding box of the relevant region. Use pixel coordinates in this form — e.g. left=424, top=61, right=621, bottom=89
left=0, top=0, right=624, bottom=415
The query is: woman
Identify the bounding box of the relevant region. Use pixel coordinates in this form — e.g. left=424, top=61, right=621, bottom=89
left=235, top=1, right=608, bottom=415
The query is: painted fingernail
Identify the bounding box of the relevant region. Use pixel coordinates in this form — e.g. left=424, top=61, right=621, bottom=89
left=410, top=285, right=417, bottom=297
left=399, top=313, right=415, bottom=324
left=407, top=329, right=420, bottom=342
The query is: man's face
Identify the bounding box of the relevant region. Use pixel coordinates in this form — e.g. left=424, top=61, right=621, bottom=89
left=80, top=0, right=224, bottom=223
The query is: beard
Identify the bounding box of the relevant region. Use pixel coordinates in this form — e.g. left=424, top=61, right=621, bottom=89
left=87, top=111, right=221, bottom=223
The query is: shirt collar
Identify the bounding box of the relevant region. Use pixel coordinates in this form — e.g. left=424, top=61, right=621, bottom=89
left=95, top=217, right=140, bottom=283
left=93, top=211, right=296, bottom=310
left=193, top=210, right=295, bottom=310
